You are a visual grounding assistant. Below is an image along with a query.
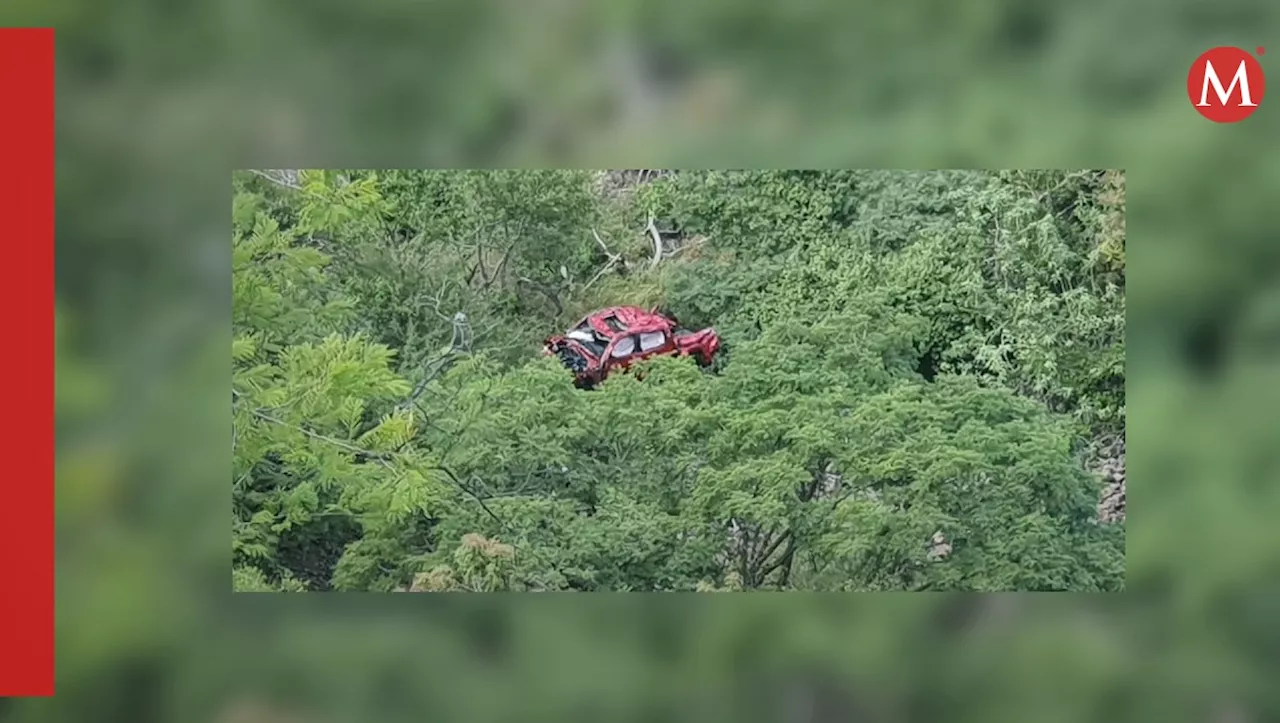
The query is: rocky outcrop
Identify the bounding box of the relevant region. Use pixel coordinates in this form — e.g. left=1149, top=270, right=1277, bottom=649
left=1093, top=434, right=1126, bottom=524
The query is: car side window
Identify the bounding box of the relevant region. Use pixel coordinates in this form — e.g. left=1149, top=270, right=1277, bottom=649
left=638, top=331, right=666, bottom=352
left=611, top=335, right=637, bottom=358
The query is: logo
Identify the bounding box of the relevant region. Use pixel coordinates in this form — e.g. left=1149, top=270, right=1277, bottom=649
left=1188, top=46, right=1266, bottom=122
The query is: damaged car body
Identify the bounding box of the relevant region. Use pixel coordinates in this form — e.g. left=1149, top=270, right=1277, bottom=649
left=544, top=306, right=720, bottom=387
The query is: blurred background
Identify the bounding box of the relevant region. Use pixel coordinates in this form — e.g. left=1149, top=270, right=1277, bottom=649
left=15, top=0, right=1280, bottom=719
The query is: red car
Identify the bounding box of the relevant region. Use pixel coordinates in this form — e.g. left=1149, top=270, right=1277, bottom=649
left=544, top=306, right=720, bottom=387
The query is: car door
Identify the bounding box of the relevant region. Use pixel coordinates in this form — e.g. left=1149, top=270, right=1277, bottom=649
left=603, top=334, right=639, bottom=376
left=635, top=329, right=672, bottom=360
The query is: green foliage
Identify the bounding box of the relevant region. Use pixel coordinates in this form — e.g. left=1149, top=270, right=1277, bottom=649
left=232, top=168, right=1125, bottom=591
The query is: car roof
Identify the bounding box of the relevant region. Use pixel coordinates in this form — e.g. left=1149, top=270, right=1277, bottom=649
left=581, top=306, right=671, bottom=338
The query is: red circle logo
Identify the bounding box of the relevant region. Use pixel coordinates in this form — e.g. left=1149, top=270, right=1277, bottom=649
left=1188, top=46, right=1266, bottom=122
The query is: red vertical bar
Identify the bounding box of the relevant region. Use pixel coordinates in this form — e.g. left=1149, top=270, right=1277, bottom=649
left=0, top=27, right=55, bottom=697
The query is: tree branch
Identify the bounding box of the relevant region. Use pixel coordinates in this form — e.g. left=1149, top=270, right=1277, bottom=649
left=518, top=276, right=564, bottom=315
left=759, top=535, right=797, bottom=582
left=489, top=238, right=523, bottom=288
left=247, top=169, right=302, bottom=191
left=779, top=543, right=797, bottom=587
left=475, top=247, right=491, bottom=287
left=757, top=528, right=792, bottom=570
left=251, top=410, right=394, bottom=467
left=582, top=229, right=624, bottom=291
left=592, top=228, right=616, bottom=257
left=432, top=464, right=509, bottom=529
left=646, top=215, right=664, bottom=269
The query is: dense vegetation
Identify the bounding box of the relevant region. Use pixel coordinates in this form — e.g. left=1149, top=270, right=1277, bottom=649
left=232, top=169, right=1125, bottom=592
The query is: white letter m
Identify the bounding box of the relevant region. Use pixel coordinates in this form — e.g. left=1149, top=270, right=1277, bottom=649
left=1198, top=59, right=1257, bottom=107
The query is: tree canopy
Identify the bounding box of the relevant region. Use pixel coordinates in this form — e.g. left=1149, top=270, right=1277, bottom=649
left=232, top=169, right=1125, bottom=592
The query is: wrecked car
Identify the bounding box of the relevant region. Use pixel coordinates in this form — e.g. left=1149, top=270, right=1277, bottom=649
left=544, top=306, right=720, bottom=387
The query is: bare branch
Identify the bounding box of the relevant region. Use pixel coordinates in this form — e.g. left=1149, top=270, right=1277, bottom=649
left=432, top=464, right=509, bottom=529
left=581, top=228, right=625, bottom=291
left=758, top=535, right=796, bottom=581
left=488, top=239, right=522, bottom=288
left=428, top=284, right=455, bottom=323
left=646, top=215, right=664, bottom=269
left=247, top=169, right=302, bottom=191
left=591, top=228, right=618, bottom=258
left=518, top=276, right=564, bottom=315
left=661, top=234, right=706, bottom=260
left=251, top=410, right=395, bottom=467
left=398, top=349, right=458, bottom=412
left=582, top=257, right=621, bottom=291
left=475, top=247, right=491, bottom=287
left=756, top=528, right=792, bottom=570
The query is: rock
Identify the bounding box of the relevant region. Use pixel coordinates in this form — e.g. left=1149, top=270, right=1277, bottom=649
left=1091, top=434, right=1126, bottom=524
left=928, top=531, right=952, bottom=561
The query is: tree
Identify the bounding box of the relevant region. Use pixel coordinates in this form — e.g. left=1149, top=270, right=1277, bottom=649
left=232, top=168, right=1125, bottom=592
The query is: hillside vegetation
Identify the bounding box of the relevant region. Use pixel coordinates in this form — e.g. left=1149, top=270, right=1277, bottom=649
left=232, top=169, right=1125, bottom=592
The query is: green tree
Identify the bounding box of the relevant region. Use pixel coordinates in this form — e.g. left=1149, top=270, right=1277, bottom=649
left=232, top=168, right=1124, bottom=592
